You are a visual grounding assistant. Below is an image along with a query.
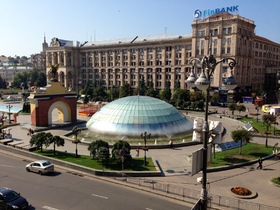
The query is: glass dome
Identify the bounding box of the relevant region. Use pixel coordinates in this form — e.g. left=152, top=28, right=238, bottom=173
left=86, top=96, right=193, bottom=137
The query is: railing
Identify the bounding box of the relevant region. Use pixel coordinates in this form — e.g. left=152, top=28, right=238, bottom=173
left=113, top=176, right=280, bottom=210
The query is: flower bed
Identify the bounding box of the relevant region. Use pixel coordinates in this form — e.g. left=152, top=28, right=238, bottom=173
left=231, top=186, right=252, bottom=196
left=230, top=186, right=257, bottom=199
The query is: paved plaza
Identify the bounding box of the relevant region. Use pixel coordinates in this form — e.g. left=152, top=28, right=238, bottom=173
left=1, top=101, right=280, bottom=208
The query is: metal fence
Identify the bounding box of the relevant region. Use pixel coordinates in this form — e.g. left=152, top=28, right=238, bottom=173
left=113, top=176, right=280, bottom=210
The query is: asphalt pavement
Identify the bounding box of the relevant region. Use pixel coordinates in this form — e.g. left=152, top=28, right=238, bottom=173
left=1, top=102, right=280, bottom=209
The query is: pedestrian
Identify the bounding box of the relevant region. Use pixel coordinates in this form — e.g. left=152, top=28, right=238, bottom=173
left=136, top=148, right=139, bottom=157
left=257, top=157, right=263, bottom=169
left=169, top=139, right=173, bottom=149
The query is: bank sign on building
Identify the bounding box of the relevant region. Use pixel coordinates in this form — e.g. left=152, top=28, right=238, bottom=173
left=194, top=5, right=239, bottom=19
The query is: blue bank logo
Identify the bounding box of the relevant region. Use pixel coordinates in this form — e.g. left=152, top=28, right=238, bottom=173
left=194, top=5, right=239, bottom=19
left=193, top=9, right=202, bottom=18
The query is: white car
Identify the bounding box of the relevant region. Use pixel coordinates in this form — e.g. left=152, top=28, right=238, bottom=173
left=26, top=160, right=54, bottom=175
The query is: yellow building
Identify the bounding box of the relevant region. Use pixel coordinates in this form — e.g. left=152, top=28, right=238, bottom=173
left=42, top=12, right=280, bottom=95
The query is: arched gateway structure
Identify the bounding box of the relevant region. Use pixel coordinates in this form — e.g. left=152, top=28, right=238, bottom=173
left=29, top=81, right=77, bottom=127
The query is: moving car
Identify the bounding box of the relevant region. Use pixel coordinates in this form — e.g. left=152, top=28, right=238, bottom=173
left=0, top=187, right=29, bottom=209
left=26, top=160, right=54, bottom=175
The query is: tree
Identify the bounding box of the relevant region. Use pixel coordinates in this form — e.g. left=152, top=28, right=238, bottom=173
left=159, top=81, right=172, bottom=102
left=119, top=83, right=133, bottom=98
left=262, top=114, right=276, bottom=147
left=138, top=76, right=146, bottom=96
left=228, top=103, right=237, bottom=115
left=236, top=104, right=246, bottom=116
left=92, top=85, right=108, bottom=101
left=189, top=91, right=204, bottom=102
left=11, top=72, right=29, bottom=88
left=88, top=140, right=109, bottom=159
left=29, top=132, right=48, bottom=152
left=145, top=82, right=158, bottom=98
left=231, top=130, right=252, bottom=154
left=111, top=140, right=131, bottom=162
left=44, top=133, right=65, bottom=155
left=97, top=147, right=110, bottom=167
left=171, top=88, right=189, bottom=109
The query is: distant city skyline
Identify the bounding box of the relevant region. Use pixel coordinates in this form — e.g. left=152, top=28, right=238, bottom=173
left=1, top=0, right=280, bottom=57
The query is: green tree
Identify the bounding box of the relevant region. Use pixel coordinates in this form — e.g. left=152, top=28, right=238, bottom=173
left=231, top=130, right=252, bottom=154
left=262, top=114, right=276, bottom=147
left=88, top=140, right=109, bottom=159
left=159, top=81, right=172, bottom=102
left=29, top=132, right=47, bottom=152
left=189, top=91, right=204, bottom=102
left=119, top=83, right=133, bottom=98
left=97, top=147, right=110, bottom=167
left=92, top=85, right=108, bottom=101
left=111, top=140, right=131, bottom=162
left=11, top=72, right=29, bottom=88
left=138, top=76, right=146, bottom=96
left=37, top=72, right=47, bottom=87
left=171, top=88, right=189, bottom=109
left=145, top=82, right=158, bottom=98
left=236, top=104, right=246, bottom=116
left=228, top=103, right=237, bottom=115
left=44, top=133, right=65, bottom=155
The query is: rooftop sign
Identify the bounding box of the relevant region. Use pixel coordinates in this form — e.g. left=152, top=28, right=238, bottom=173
left=194, top=5, right=239, bottom=19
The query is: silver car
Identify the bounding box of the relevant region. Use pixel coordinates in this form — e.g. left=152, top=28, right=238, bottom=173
left=26, top=160, right=54, bottom=175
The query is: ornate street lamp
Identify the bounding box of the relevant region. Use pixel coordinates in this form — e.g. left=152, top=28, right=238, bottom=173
left=185, top=38, right=237, bottom=210
left=6, top=104, right=13, bottom=124
left=140, top=131, right=151, bottom=166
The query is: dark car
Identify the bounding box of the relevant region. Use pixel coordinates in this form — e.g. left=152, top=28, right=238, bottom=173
left=0, top=187, right=29, bottom=209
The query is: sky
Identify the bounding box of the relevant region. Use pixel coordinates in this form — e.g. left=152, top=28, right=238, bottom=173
left=1, top=0, right=280, bottom=57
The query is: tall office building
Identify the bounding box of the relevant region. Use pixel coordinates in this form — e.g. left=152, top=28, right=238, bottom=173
left=43, top=12, right=280, bottom=96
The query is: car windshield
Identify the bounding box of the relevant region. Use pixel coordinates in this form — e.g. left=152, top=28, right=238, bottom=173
left=4, top=190, right=20, bottom=202
left=42, top=161, right=51, bottom=166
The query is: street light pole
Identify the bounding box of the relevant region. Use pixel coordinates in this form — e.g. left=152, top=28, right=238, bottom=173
left=72, top=126, right=81, bottom=158
left=185, top=35, right=237, bottom=210
left=140, top=131, right=151, bottom=166
left=6, top=104, right=13, bottom=124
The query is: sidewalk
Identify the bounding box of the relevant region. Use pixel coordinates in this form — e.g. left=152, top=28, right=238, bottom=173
left=2, top=102, right=280, bottom=208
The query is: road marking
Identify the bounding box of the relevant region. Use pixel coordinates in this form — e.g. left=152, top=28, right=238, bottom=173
left=0, top=164, right=15, bottom=168
left=145, top=208, right=153, bottom=210
left=92, top=193, right=108, bottom=199
left=42, top=206, right=59, bottom=210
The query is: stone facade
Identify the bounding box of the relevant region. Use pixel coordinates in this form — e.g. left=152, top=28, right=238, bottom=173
left=42, top=13, right=280, bottom=94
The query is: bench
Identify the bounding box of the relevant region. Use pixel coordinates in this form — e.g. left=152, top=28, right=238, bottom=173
left=7, top=141, right=24, bottom=147
left=0, top=139, right=13, bottom=145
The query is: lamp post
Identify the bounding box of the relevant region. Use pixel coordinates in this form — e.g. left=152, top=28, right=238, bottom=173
left=140, top=131, right=151, bottom=166
left=72, top=126, right=81, bottom=158
left=185, top=36, right=237, bottom=210
left=6, top=104, right=13, bottom=124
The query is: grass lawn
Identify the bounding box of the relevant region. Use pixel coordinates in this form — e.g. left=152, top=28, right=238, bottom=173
left=34, top=150, right=157, bottom=171
left=240, top=116, right=280, bottom=134
left=209, top=142, right=273, bottom=167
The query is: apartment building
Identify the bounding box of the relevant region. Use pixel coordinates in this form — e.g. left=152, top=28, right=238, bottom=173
left=43, top=12, right=280, bottom=95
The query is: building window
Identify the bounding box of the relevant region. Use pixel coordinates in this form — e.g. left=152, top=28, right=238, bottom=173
left=227, top=47, right=231, bottom=54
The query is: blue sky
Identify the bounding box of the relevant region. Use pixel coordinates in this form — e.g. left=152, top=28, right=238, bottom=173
left=1, top=0, right=280, bottom=57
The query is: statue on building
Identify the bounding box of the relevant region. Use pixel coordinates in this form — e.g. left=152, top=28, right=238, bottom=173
left=49, top=63, right=59, bottom=82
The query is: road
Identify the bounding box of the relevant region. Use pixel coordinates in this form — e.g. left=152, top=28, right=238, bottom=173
left=0, top=153, right=190, bottom=210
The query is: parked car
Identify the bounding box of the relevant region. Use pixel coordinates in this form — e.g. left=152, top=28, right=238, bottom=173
left=0, top=187, right=29, bottom=209
left=26, top=160, right=54, bottom=175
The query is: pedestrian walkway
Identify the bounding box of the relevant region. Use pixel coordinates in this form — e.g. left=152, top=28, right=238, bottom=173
left=1, top=101, right=280, bottom=208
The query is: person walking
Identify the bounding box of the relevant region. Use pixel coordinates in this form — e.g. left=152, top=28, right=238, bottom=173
left=169, top=139, right=173, bottom=149
left=257, top=157, right=263, bottom=169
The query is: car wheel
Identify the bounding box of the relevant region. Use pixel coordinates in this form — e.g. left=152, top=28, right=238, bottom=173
left=39, top=171, right=43, bottom=175
left=26, top=167, right=30, bottom=172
